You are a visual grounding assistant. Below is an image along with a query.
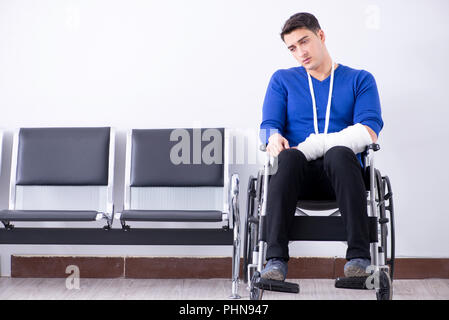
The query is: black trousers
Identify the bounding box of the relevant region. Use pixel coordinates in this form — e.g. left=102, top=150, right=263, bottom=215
left=265, top=146, right=371, bottom=261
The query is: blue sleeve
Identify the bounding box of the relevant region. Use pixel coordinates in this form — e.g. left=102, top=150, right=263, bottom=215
left=259, top=70, right=288, bottom=144
left=353, top=71, right=384, bottom=137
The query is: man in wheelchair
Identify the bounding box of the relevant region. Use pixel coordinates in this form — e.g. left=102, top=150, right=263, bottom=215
left=259, top=12, right=383, bottom=282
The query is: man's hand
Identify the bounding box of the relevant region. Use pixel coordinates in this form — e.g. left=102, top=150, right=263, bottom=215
left=267, top=133, right=290, bottom=157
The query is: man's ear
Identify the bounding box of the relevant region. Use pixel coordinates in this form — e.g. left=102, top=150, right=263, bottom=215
left=318, top=29, right=325, bottom=42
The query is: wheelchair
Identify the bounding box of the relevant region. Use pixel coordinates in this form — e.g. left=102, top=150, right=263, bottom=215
left=242, top=143, right=395, bottom=300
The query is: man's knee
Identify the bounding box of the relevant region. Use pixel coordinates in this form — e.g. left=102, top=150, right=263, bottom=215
left=324, top=146, right=357, bottom=171
left=278, top=148, right=307, bottom=165
left=271, top=148, right=307, bottom=178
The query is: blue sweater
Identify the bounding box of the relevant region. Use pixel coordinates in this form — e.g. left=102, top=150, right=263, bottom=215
left=260, top=64, right=383, bottom=162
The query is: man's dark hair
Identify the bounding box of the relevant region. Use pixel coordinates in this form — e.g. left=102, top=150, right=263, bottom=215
left=280, top=12, right=321, bottom=41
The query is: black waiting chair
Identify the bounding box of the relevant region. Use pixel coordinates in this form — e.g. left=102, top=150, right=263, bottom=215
left=0, top=127, right=115, bottom=230
left=115, top=128, right=242, bottom=298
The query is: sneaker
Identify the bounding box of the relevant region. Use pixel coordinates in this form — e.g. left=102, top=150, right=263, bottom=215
left=344, top=258, right=371, bottom=277
left=260, top=258, right=288, bottom=281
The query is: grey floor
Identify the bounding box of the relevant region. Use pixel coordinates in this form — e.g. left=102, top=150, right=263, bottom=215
left=0, top=277, right=448, bottom=300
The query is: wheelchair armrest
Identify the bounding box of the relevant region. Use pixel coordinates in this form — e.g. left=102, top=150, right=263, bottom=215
left=262, top=143, right=380, bottom=153
left=366, top=143, right=380, bottom=152
left=362, top=143, right=380, bottom=168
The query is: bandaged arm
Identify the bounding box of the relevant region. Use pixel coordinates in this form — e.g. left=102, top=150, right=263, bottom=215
left=296, top=123, right=374, bottom=161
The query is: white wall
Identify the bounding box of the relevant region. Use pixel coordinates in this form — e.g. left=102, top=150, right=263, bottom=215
left=0, top=0, right=448, bottom=276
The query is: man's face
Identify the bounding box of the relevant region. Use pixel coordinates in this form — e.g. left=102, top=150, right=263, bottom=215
left=283, top=28, right=326, bottom=71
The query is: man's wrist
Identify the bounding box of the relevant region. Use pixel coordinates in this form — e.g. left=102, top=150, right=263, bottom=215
left=268, top=132, right=282, bottom=143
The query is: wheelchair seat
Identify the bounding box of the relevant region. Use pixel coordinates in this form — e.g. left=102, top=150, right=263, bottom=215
left=296, top=200, right=338, bottom=211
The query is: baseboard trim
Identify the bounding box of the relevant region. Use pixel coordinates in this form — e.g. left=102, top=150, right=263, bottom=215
left=11, top=256, right=125, bottom=278
left=10, top=256, right=449, bottom=279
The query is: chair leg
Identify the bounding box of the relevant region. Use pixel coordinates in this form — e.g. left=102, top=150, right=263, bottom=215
left=1, top=220, right=14, bottom=230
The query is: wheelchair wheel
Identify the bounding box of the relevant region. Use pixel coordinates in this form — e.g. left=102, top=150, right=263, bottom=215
left=382, top=175, right=395, bottom=280
left=376, top=270, right=393, bottom=300
left=243, top=175, right=259, bottom=284
left=374, top=169, right=395, bottom=281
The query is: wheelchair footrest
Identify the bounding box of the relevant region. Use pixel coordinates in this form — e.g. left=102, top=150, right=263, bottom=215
left=334, top=276, right=370, bottom=290
left=253, top=278, right=299, bottom=294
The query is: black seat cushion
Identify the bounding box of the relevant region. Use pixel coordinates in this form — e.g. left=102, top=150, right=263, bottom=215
left=0, top=210, right=99, bottom=221
left=121, top=210, right=223, bottom=222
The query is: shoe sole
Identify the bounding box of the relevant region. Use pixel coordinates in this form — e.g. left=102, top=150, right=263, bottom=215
left=260, top=269, right=285, bottom=281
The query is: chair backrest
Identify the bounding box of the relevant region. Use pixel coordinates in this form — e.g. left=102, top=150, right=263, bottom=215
left=124, top=128, right=229, bottom=212
left=9, top=127, right=114, bottom=213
